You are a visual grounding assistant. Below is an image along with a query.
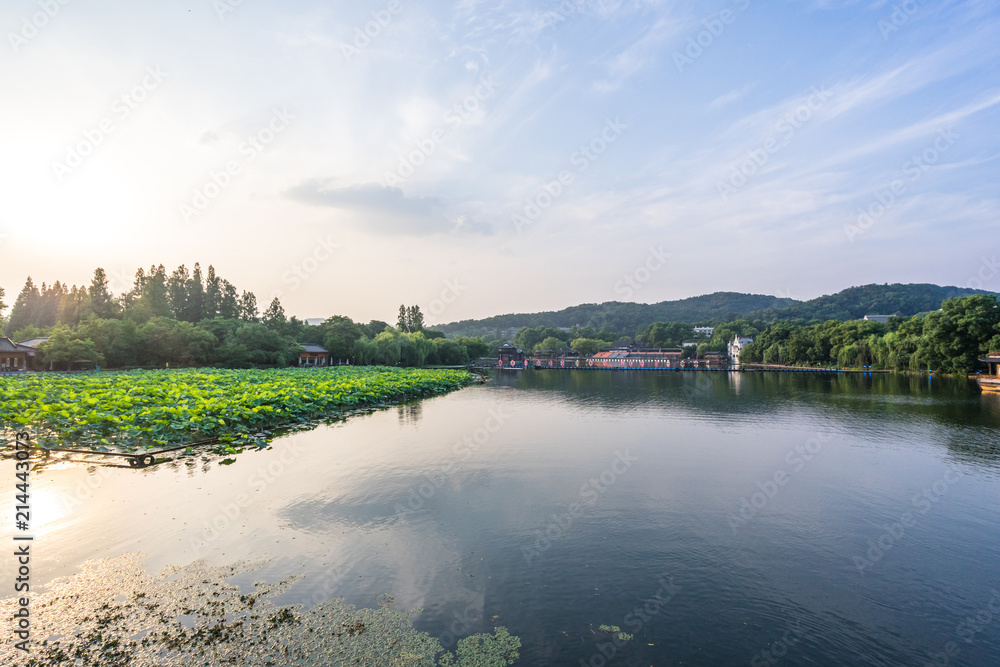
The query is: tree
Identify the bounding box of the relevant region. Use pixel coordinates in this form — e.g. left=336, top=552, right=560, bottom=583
left=0, top=284, right=5, bottom=332
left=320, top=316, right=363, bottom=361
left=120, top=268, right=145, bottom=313
left=186, top=263, right=205, bottom=322
left=262, top=297, right=286, bottom=330
left=638, top=322, right=694, bottom=348
left=455, top=336, right=490, bottom=359
left=239, top=291, right=258, bottom=322
left=231, top=322, right=300, bottom=366
left=352, top=336, right=378, bottom=365
left=204, top=265, right=222, bottom=320
left=570, top=338, right=606, bottom=356
left=374, top=329, right=402, bottom=365
left=6, top=277, right=40, bottom=336
left=78, top=318, right=141, bottom=368
left=432, top=338, right=470, bottom=365
left=166, top=265, right=190, bottom=320
left=396, top=305, right=425, bottom=333
left=408, top=305, right=424, bottom=332
left=400, top=331, right=433, bottom=366
left=920, top=295, right=1000, bottom=373
left=37, top=326, right=104, bottom=370
left=219, top=280, right=239, bottom=319
left=534, top=337, right=568, bottom=352
left=86, top=268, right=116, bottom=319
left=140, top=265, right=172, bottom=319
left=57, top=285, right=87, bottom=327
left=362, top=320, right=391, bottom=338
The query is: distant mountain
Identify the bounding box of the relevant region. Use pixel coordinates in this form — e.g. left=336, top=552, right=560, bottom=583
left=437, top=292, right=795, bottom=337
left=756, top=283, right=994, bottom=322
left=438, top=284, right=997, bottom=338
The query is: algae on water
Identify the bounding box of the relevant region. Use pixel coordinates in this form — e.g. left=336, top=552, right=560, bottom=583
left=0, top=553, right=519, bottom=666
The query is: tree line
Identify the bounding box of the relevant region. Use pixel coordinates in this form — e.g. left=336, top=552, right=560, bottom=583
left=0, top=267, right=491, bottom=370
left=739, top=295, right=1000, bottom=374
left=488, top=295, right=1000, bottom=375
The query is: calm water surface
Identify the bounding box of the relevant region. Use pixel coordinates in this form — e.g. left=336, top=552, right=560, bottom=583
left=9, top=370, right=1000, bottom=665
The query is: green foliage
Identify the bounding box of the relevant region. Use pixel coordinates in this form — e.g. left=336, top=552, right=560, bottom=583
left=455, top=337, right=490, bottom=359
left=638, top=322, right=694, bottom=348
left=431, top=338, right=470, bottom=365
left=37, top=326, right=104, bottom=370
left=320, top=316, right=364, bottom=360
left=352, top=336, right=379, bottom=365
left=570, top=338, right=607, bottom=356
left=398, top=304, right=425, bottom=333
left=375, top=330, right=402, bottom=365
left=513, top=326, right=571, bottom=350
left=0, top=366, right=474, bottom=452
left=534, top=336, right=568, bottom=352
left=739, top=295, right=1000, bottom=373
left=437, top=284, right=997, bottom=338
left=401, top=332, right=434, bottom=367
left=440, top=292, right=794, bottom=337
left=763, top=283, right=991, bottom=322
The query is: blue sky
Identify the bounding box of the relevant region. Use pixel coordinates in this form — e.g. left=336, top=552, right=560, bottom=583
left=1, top=0, right=998, bottom=324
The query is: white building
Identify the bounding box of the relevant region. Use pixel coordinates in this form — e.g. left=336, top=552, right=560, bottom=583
left=694, top=326, right=714, bottom=337
left=728, top=335, right=754, bottom=364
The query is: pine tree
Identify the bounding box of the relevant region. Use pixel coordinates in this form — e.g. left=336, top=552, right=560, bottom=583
left=398, top=304, right=409, bottom=332
left=88, top=268, right=115, bottom=319
left=167, top=265, right=190, bottom=320
left=219, top=280, right=239, bottom=319
left=204, top=265, right=222, bottom=319
left=7, top=277, right=40, bottom=335
left=262, top=297, right=286, bottom=330
left=407, top=305, right=424, bottom=332
left=57, top=286, right=86, bottom=327
left=239, top=291, right=258, bottom=322
left=142, top=265, right=171, bottom=317
left=186, top=263, right=205, bottom=322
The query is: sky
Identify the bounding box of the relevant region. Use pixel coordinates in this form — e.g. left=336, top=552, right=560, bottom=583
left=1, top=0, right=998, bottom=325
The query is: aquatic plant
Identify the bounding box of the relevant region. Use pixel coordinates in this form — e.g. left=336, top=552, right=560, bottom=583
left=0, top=553, right=518, bottom=666
left=0, top=367, right=474, bottom=454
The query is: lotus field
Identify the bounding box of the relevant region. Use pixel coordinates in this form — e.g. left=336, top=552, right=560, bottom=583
left=0, top=367, right=474, bottom=453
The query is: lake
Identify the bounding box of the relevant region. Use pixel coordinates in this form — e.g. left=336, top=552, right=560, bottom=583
left=8, top=369, right=1000, bottom=665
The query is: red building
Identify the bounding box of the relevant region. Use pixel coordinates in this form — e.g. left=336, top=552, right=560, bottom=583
left=298, top=344, right=330, bottom=366
left=0, top=338, right=35, bottom=372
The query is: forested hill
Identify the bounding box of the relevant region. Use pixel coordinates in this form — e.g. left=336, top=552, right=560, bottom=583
left=749, top=283, right=994, bottom=322
left=439, top=284, right=996, bottom=337
left=437, top=292, right=794, bottom=336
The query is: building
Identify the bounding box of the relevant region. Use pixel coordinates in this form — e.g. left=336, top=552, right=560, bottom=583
left=298, top=343, right=330, bottom=366
left=498, top=343, right=525, bottom=367
left=982, top=353, right=1000, bottom=376
left=588, top=348, right=683, bottom=369
left=0, top=338, right=36, bottom=372
left=728, top=335, right=753, bottom=365
left=694, top=326, right=714, bottom=337
left=979, top=353, right=1000, bottom=392
left=703, top=352, right=729, bottom=368
left=863, top=315, right=892, bottom=324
